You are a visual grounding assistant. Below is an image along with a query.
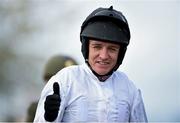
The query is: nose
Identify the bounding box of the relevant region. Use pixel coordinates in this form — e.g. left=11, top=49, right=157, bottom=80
left=99, top=48, right=109, bottom=59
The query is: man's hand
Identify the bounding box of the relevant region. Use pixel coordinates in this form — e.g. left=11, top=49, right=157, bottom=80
left=44, top=82, right=61, bottom=122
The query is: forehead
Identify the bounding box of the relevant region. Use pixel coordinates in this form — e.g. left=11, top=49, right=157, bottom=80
left=89, top=39, right=120, bottom=47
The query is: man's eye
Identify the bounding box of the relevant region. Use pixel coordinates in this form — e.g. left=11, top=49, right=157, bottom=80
left=110, top=48, right=117, bottom=51
left=93, top=46, right=101, bottom=49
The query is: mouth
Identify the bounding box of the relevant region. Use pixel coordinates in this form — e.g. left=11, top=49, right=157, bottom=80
left=96, top=61, right=110, bottom=66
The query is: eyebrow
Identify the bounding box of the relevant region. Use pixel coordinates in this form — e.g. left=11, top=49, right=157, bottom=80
left=110, top=45, right=120, bottom=48
left=90, top=42, right=120, bottom=47
left=90, top=43, right=101, bottom=45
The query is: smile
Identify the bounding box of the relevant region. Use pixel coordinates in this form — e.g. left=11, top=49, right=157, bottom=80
left=96, top=61, right=109, bottom=65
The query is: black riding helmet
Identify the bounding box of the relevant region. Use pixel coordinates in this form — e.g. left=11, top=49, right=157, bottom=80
left=80, top=6, right=130, bottom=75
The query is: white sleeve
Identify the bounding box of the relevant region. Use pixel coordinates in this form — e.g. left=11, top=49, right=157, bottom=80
left=33, top=75, right=66, bottom=123
left=130, top=89, right=148, bottom=122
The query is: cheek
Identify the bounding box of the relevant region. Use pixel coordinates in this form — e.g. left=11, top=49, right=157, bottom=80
left=88, top=51, right=93, bottom=60
left=115, top=54, right=119, bottom=60
left=88, top=51, right=95, bottom=65
left=89, top=50, right=98, bottom=60
left=111, top=53, right=119, bottom=63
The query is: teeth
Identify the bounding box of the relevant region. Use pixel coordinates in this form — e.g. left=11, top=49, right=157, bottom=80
left=98, top=61, right=108, bottom=65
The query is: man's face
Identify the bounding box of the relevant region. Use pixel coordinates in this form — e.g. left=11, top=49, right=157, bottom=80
left=88, top=39, right=120, bottom=75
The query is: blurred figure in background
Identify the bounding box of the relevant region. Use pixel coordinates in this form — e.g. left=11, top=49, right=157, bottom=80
left=26, top=55, right=77, bottom=122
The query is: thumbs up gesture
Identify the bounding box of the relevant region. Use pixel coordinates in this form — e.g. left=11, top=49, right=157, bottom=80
left=44, top=82, right=61, bottom=122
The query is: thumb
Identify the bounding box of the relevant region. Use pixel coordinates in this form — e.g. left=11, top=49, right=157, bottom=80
left=53, top=82, right=60, bottom=95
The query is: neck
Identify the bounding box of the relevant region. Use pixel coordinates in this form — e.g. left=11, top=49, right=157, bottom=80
left=86, top=61, right=114, bottom=82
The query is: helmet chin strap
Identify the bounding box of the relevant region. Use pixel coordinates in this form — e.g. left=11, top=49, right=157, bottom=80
left=85, top=59, right=115, bottom=82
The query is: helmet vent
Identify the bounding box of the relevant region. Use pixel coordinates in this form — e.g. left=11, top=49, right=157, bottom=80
left=109, top=6, right=113, bottom=10
left=109, top=13, right=113, bottom=17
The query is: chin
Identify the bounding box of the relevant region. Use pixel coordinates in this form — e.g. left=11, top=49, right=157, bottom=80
left=96, top=70, right=109, bottom=75
left=93, top=67, right=109, bottom=75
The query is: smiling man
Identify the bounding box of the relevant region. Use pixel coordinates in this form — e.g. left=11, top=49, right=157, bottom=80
left=88, top=40, right=120, bottom=78
left=34, top=6, right=148, bottom=122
